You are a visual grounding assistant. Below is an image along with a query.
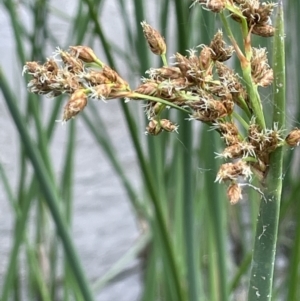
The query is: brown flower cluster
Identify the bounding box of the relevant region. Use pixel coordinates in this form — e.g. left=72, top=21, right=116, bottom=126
left=135, top=30, right=241, bottom=125
left=137, top=23, right=279, bottom=204
left=23, top=46, right=130, bottom=122
left=231, top=0, right=276, bottom=37
left=23, top=16, right=297, bottom=205
left=193, top=0, right=276, bottom=37
left=213, top=120, right=284, bottom=204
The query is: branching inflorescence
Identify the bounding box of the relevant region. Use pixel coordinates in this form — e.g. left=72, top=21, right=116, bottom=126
left=23, top=0, right=300, bottom=204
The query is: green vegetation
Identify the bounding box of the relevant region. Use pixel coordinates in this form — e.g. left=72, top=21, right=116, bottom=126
left=1, top=1, right=300, bottom=300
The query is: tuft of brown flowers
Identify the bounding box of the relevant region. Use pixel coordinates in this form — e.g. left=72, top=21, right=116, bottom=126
left=23, top=1, right=293, bottom=204
left=63, top=90, right=88, bottom=122
left=23, top=47, right=131, bottom=122
left=141, top=21, right=166, bottom=56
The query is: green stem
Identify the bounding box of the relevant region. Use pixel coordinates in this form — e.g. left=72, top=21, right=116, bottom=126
left=248, top=1, right=285, bottom=300
left=130, top=92, right=190, bottom=113
left=241, top=71, right=266, bottom=129
left=232, top=111, right=249, bottom=131
left=0, top=69, right=95, bottom=301
left=126, top=118, right=186, bottom=301
left=161, top=53, right=168, bottom=66
left=203, top=130, right=229, bottom=301
left=0, top=183, right=33, bottom=301
left=173, top=0, right=199, bottom=298
left=220, top=11, right=266, bottom=129
left=237, top=95, right=252, bottom=118
left=224, top=4, right=248, bottom=39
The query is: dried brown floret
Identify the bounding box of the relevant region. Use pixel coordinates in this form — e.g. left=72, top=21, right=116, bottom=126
left=146, top=119, right=163, bottom=135
left=191, top=100, right=228, bottom=122
left=134, top=81, right=159, bottom=96
left=23, top=61, right=42, bottom=75
left=141, top=21, right=166, bottom=55
left=230, top=0, right=276, bottom=37
left=215, top=61, right=247, bottom=103
left=160, top=119, right=179, bottom=133
left=227, top=183, right=242, bottom=205
left=209, top=30, right=234, bottom=62
left=192, top=0, right=226, bottom=13
left=83, top=70, right=111, bottom=86
left=63, top=89, right=88, bottom=122
left=285, top=128, right=300, bottom=147
left=102, top=66, right=128, bottom=86
left=59, top=50, right=84, bottom=74
left=90, top=84, right=112, bottom=100
left=199, top=46, right=212, bottom=71
left=251, top=47, right=273, bottom=87
left=252, top=24, right=275, bottom=38
left=218, top=142, right=256, bottom=159
left=43, top=59, right=59, bottom=74
left=215, top=160, right=252, bottom=183
left=146, top=66, right=183, bottom=80
left=69, top=46, right=98, bottom=63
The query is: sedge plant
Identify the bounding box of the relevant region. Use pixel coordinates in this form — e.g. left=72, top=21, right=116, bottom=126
left=16, top=0, right=300, bottom=300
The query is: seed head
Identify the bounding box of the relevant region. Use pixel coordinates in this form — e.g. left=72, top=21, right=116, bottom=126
left=285, top=128, right=300, bottom=147
left=227, top=183, right=242, bottom=205
left=192, top=0, right=226, bottom=13
left=160, top=119, right=179, bottom=133
left=63, top=89, right=88, bottom=122
left=43, top=59, right=59, bottom=74
left=59, top=50, right=84, bottom=74
left=146, top=119, right=163, bottom=135
left=102, top=66, right=128, bottom=86
left=251, top=47, right=273, bottom=87
left=134, top=81, right=158, bottom=96
left=230, top=0, right=276, bottom=37
left=209, top=30, right=234, bottom=62
left=83, top=70, right=111, bottom=85
left=23, top=61, right=42, bottom=75
left=90, top=84, right=112, bottom=100
left=217, top=142, right=256, bottom=159
left=199, top=46, right=212, bottom=71
left=211, top=121, right=241, bottom=146
left=252, top=24, right=275, bottom=38
left=141, top=21, right=166, bottom=56
left=215, top=61, right=247, bottom=103
left=173, top=52, right=191, bottom=77
left=69, top=46, right=98, bottom=63
left=215, top=160, right=252, bottom=183
left=146, top=66, right=182, bottom=80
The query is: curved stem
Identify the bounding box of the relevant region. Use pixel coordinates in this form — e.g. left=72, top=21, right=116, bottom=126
left=130, top=92, right=191, bottom=113
left=0, top=70, right=95, bottom=301
left=232, top=111, right=249, bottom=131
left=161, top=54, right=168, bottom=66
left=220, top=12, right=266, bottom=129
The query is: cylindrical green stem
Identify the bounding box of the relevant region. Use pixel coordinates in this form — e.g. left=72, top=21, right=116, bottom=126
left=248, top=1, right=285, bottom=300
left=220, top=11, right=266, bottom=129
left=241, top=68, right=266, bottom=129
left=130, top=92, right=190, bottom=113
left=0, top=70, right=95, bottom=301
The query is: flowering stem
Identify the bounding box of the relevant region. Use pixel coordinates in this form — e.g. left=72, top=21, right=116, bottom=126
left=248, top=1, right=285, bottom=300
left=161, top=54, right=168, bottom=67
left=94, top=58, right=104, bottom=68
left=0, top=69, right=95, bottom=301
left=237, top=95, right=252, bottom=118
left=220, top=12, right=266, bottom=129
left=130, top=92, right=190, bottom=113
left=241, top=69, right=266, bottom=129
left=232, top=111, right=249, bottom=131
left=224, top=4, right=248, bottom=39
